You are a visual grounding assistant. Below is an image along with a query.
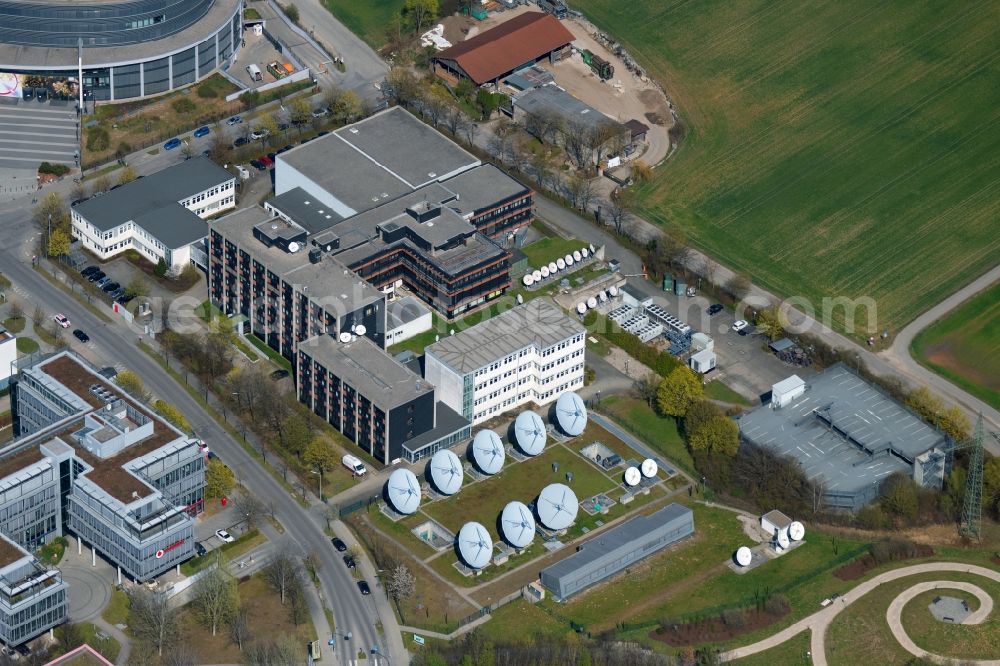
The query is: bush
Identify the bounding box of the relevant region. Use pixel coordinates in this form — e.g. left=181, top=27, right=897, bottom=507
left=153, top=400, right=192, bottom=432
left=856, top=504, right=890, bottom=530
left=283, top=2, right=299, bottom=23
left=38, top=162, right=70, bottom=176
left=763, top=594, right=790, bottom=616
left=154, top=258, right=167, bottom=278
left=171, top=97, right=196, bottom=114
left=721, top=608, right=745, bottom=628
left=86, top=126, right=110, bottom=152
left=869, top=538, right=919, bottom=565
left=196, top=82, right=218, bottom=99
left=116, top=141, right=133, bottom=156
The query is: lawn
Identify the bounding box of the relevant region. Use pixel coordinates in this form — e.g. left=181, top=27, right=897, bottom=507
left=729, top=629, right=811, bottom=666
left=2, top=316, right=24, bottom=333
left=102, top=588, right=130, bottom=626
left=899, top=583, right=1000, bottom=660
left=180, top=529, right=267, bottom=576
left=703, top=379, right=753, bottom=407
left=911, top=281, right=1000, bottom=411
left=476, top=599, right=577, bottom=645
left=320, top=0, right=405, bottom=50
left=16, top=336, right=39, bottom=354
left=597, top=395, right=695, bottom=477
left=520, top=237, right=590, bottom=270
left=574, top=0, right=1000, bottom=336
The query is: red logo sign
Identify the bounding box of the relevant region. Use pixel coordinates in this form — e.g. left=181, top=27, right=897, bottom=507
left=155, top=539, right=186, bottom=558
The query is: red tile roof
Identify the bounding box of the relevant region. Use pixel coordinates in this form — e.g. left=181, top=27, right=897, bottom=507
left=435, top=12, right=574, bottom=85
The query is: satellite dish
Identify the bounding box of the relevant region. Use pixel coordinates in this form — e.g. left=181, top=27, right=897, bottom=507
left=587, top=296, right=598, bottom=309
left=554, top=392, right=587, bottom=436
left=581, top=248, right=589, bottom=258
left=471, top=429, right=505, bottom=475
left=598, top=291, right=607, bottom=302
left=355, top=324, right=366, bottom=336
left=457, top=522, right=493, bottom=569
left=537, top=483, right=578, bottom=530
left=565, top=255, right=574, bottom=266
left=531, top=270, right=542, bottom=281
left=386, top=469, right=421, bottom=514
left=547, top=262, right=558, bottom=274
left=540, top=266, right=550, bottom=278
left=573, top=250, right=582, bottom=262
left=609, top=285, right=619, bottom=297
left=339, top=332, right=352, bottom=343
left=576, top=302, right=587, bottom=315
left=641, top=459, right=657, bottom=477
left=516, top=293, right=524, bottom=304
left=501, top=501, right=535, bottom=548
left=624, top=466, right=641, bottom=486
left=789, top=521, right=805, bottom=541
left=288, top=241, right=300, bottom=253
left=735, top=546, right=752, bottom=567
left=429, top=450, right=463, bottom=495
left=522, top=275, right=533, bottom=286
left=589, top=243, right=596, bottom=253
left=514, top=411, right=546, bottom=455
left=777, top=531, right=790, bottom=550
left=556, top=258, right=566, bottom=270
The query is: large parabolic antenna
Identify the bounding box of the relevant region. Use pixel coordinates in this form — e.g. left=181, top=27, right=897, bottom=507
left=471, top=429, right=505, bottom=475
left=386, top=468, right=421, bottom=514
left=641, top=458, right=658, bottom=478
left=735, top=546, right=752, bottom=567
left=429, top=450, right=463, bottom=495
left=501, top=501, right=536, bottom=548
left=537, top=483, right=579, bottom=530
left=555, top=392, right=588, bottom=436
left=457, top=522, right=493, bottom=569
left=624, top=467, right=641, bottom=486
left=514, top=411, right=546, bottom=456
left=788, top=521, right=805, bottom=541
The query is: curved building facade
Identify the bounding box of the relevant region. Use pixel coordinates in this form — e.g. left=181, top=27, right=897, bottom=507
left=0, top=0, right=242, bottom=101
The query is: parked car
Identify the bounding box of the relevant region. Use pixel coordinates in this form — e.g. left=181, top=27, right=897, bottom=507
left=115, top=292, right=135, bottom=305
left=250, top=129, right=270, bottom=141
left=226, top=115, right=242, bottom=126
left=53, top=314, right=70, bottom=328
left=101, top=281, right=120, bottom=293
left=707, top=303, right=724, bottom=316
left=343, top=555, right=356, bottom=569
left=164, top=137, right=182, bottom=150
left=732, top=320, right=749, bottom=333
left=331, top=537, right=347, bottom=552
left=357, top=580, right=371, bottom=595
left=193, top=125, right=210, bottom=138
left=96, top=276, right=111, bottom=288
left=270, top=369, right=289, bottom=381
left=35, top=88, right=47, bottom=102
left=87, top=270, right=105, bottom=282
left=250, top=159, right=266, bottom=171
left=311, top=107, right=329, bottom=118
left=233, top=137, right=249, bottom=147
left=72, top=329, right=89, bottom=343
left=81, top=265, right=100, bottom=277
left=259, top=155, right=273, bottom=168
left=195, top=542, right=208, bottom=556
left=23, top=87, right=33, bottom=101
left=110, top=287, right=126, bottom=300
left=215, top=529, right=235, bottom=543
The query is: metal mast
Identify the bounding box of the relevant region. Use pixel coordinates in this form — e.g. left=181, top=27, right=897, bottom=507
left=958, top=415, right=984, bottom=541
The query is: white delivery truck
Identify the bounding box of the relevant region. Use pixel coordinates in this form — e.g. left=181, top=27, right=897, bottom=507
left=342, top=454, right=367, bottom=476
left=246, top=64, right=263, bottom=81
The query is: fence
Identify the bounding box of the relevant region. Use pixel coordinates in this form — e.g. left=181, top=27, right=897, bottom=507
left=224, top=68, right=312, bottom=102
left=455, top=588, right=524, bottom=628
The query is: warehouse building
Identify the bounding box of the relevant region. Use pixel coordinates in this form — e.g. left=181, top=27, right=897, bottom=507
left=432, top=12, right=574, bottom=87
left=540, top=503, right=694, bottom=601
left=72, top=156, right=236, bottom=272
left=0, top=533, right=67, bottom=648
left=737, top=363, right=949, bottom=510
left=6, top=352, right=204, bottom=581
left=424, top=298, right=585, bottom=424
left=512, top=84, right=630, bottom=162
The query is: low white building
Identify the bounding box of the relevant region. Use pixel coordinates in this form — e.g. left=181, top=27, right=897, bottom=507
left=71, top=157, right=236, bottom=272
left=0, top=327, right=15, bottom=389
left=424, top=298, right=585, bottom=424
left=689, top=348, right=716, bottom=374
left=385, top=295, right=433, bottom=346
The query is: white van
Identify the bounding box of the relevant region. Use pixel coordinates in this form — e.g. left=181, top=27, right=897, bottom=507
left=246, top=64, right=263, bottom=82
left=342, top=454, right=367, bottom=476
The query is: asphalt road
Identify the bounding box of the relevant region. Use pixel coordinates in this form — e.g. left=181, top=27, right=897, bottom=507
left=0, top=237, right=403, bottom=664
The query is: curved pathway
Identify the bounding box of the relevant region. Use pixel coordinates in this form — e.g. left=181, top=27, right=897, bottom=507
left=720, top=562, right=1000, bottom=665
left=886, top=580, right=998, bottom=666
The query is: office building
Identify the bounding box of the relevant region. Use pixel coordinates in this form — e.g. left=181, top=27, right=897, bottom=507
left=0, top=328, right=15, bottom=390
left=0, top=533, right=67, bottom=647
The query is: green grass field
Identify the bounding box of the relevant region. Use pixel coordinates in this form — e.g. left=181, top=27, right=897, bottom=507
left=520, top=237, right=590, bottom=269
left=598, top=395, right=695, bottom=477
left=900, top=584, right=1000, bottom=660
left=911, top=281, right=1000, bottom=411
left=321, top=0, right=404, bottom=49
left=574, top=0, right=1000, bottom=336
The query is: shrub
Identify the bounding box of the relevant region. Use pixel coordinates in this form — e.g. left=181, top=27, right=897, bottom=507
left=869, top=538, right=919, bottom=565
left=116, top=141, right=133, bottom=156
left=171, top=97, right=196, bottom=114
left=38, top=162, right=70, bottom=176
left=86, top=126, right=110, bottom=152
left=856, top=504, right=890, bottom=530
left=721, top=608, right=745, bottom=628
left=283, top=2, right=299, bottom=23
left=154, top=258, right=168, bottom=277
left=153, top=400, right=192, bottom=432
left=196, top=82, right=218, bottom=99
left=764, top=594, right=790, bottom=616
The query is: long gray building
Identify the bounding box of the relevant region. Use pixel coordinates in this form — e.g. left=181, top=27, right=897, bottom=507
left=540, top=503, right=694, bottom=601
left=0, top=533, right=67, bottom=648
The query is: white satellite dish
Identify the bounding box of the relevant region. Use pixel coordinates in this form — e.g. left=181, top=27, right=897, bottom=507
left=516, top=293, right=524, bottom=304
left=589, top=243, right=596, bottom=253
left=355, top=324, right=366, bottom=336
left=556, top=258, right=566, bottom=270
left=554, top=392, right=587, bottom=436
left=598, top=291, right=608, bottom=302
left=457, top=522, right=493, bottom=569
left=531, top=270, right=542, bottom=281
left=573, top=250, right=582, bottom=262
left=514, top=411, right=546, bottom=455
left=581, top=248, right=589, bottom=258
left=522, top=275, right=533, bottom=286
left=565, top=255, right=574, bottom=266
left=624, top=466, right=641, bottom=486
left=547, top=262, right=558, bottom=274
left=777, top=531, right=790, bottom=550
left=609, top=285, right=619, bottom=297
left=386, top=469, right=421, bottom=514
left=471, top=429, right=505, bottom=475
left=576, top=302, right=587, bottom=315
left=587, top=296, right=598, bottom=309
left=641, top=458, right=658, bottom=477
left=788, top=521, right=805, bottom=541
left=501, top=501, right=535, bottom=548
left=735, top=546, right=752, bottom=567
left=537, top=483, right=578, bottom=530
left=288, top=241, right=300, bottom=253
left=540, top=266, right=550, bottom=278
left=429, top=450, right=463, bottom=495
left=339, top=332, right=352, bottom=343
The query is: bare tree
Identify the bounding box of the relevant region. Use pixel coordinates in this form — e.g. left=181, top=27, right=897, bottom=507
left=162, top=643, right=199, bottom=666
left=386, top=564, right=416, bottom=621
left=607, top=188, right=636, bottom=236
left=286, top=576, right=308, bottom=626
left=646, top=227, right=690, bottom=276
left=632, top=374, right=661, bottom=408
left=726, top=272, right=752, bottom=300
left=566, top=173, right=595, bottom=212
left=243, top=638, right=303, bottom=666
left=264, top=547, right=301, bottom=604
left=31, top=305, right=44, bottom=328
left=192, top=564, right=238, bottom=636
left=232, top=492, right=267, bottom=530
left=229, top=602, right=251, bottom=651
left=127, top=587, right=180, bottom=656
left=463, top=119, right=478, bottom=146
left=229, top=367, right=268, bottom=422
left=563, top=119, right=591, bottom=168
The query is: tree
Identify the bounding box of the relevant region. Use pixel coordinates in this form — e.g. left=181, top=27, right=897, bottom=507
left=47, top=227, right=71, bottom=258
left=233, top=491, right=267, bottom=530
left=289, top=98, right=312, bottom=130
left=656, top=366, right=703, bottom=418
left=93, top=174, right=112, bottom=196
left=632, top=159, right=653, bottom=183
left=881, top=473, right=919, bottom=521
left=264, top=548, right=301, bottom=604
left=206, top=458, right=236, bottom=499
left=126, top=276, right=149, bottom=299
left=33, top=191, right=70, bottom=231
left=386, top=564, right=415, bottom=621
left=302, top=439, right=337, bottom=499
left=566, top=173, right=595, bottom=212
left=454, top=78, right=475, bottom=101
left=282, top=411, right=315, bottom=458
left=229, top=367, right=269, bottom=422
left=286, top=576, right=308, bottom=626
left=403, top=0, right=438, bottom=34
left=154, top=400, right=191, bottom=431
left=385, top=68, right=422, bottom=109
left=282, top=2, right=299, bottom=23
left=243, top=638, right=303, bottom=666
left=229, top=603, right=251, bottom=651
left=254, top=113, right=279, bottom=145
left=127, top=587, right=180, bottom=656
left=688, top=415, right=739, bottom=457
left=726, top=272, right=752, bottom=300
left=193, top=565, right=238, bottom=636
left=607, top=188, right=635, bottom=236
left=938, top=405, right=970, bottom=442
left=31, top=304, right=44, bottom=327
left=754, top=306, right=785, bottom=341
left=7, top=301, right=23, bottom=323
left=562, top=120, right=591, bottom=168
left=330, top=89, right=362, bottom=123
left=115, top=370, right=151, bottom=403
left=155, top=257, right=168, bottom=278
left=475, top=88, right=500, bottom=121
left=55, top=622, right=85, bottom=652
left=240, top=89, right=261, bottom=111
left=684, top=399, right=724, bottom=437
left=162, top=644, right=199, bottom=666
left=260, top=393, right=291, bottom=445
left=632, top=374, right=661, bottom=409
left=117, top=165, right=138, bottom=186
left=645, top=227, right=689, bottom=276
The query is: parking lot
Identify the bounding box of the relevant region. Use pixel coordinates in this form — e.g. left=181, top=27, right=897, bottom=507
left=230, top=29, right=297, bottom=89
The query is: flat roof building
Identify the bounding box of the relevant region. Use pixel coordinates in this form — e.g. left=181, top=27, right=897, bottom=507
left=737, top=363, right=949, bottom=510
left=0, top=532, right=67, bottom=648
left=513, top=84, right=630, bottom=160
left=540, top=504, right=694, bottom=601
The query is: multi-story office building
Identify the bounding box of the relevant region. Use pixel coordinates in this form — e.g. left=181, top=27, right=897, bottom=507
left=72, top=156, right=236, bottom=271
left=424, top=298, right=586, bottom=424
left=297, top=335, right=469, bottom=463
left=6, top=352, right=204, bottom=581
left=0, top=533, right=67, bottom=647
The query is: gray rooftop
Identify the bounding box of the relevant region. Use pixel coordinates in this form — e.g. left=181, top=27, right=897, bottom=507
left=266, top=187, right=345, bottom=234
left=73, top=156, right=234, bottom=232
left=425, top=298, right=584, bottom=374
left=403, top=402, right=471, bottom=455
left=386, top=296, right=432, bottom=331
left=299, top=334, right=432, bottom=411
left=514, top=84, right=626, bottom=135
left=737, top=363, right=947, bottom=494
left=133, top=203, right=207, bottom=250
left=541, top=504, right=693, bottom=581
left=440, top=164, right=530, bottom=215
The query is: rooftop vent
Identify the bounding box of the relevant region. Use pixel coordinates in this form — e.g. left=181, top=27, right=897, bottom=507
left=427, top=172, right=437, bottom=178
left=349, top=128, right=359, bottom=134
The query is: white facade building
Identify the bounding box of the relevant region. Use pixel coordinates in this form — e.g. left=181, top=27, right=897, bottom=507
left=0, top=328, right=15, bottom=390
left=71, top=157, right=235, bottom=272
left=424, top=299, right=585, bottom=424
